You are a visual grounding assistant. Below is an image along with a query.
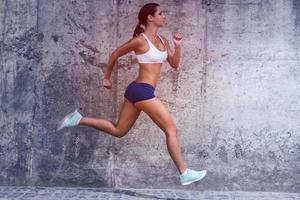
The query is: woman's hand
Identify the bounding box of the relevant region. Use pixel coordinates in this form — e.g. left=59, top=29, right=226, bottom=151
left=102, top=78, right=112, bottom=89
left=172, top=32, right=183, bottom=46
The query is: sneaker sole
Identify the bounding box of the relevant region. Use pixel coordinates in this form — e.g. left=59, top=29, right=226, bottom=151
left=57, top=109, right=78, bottom=131
left=181, top=170, right=207, bottom=186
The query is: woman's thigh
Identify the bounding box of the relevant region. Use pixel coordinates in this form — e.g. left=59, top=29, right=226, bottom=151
left=116, top=98, right=141, bottom=134
left=134, top=97, right=176, bottom=133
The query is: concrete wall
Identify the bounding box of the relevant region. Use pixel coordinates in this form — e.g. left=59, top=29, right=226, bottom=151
left=0, top=0, right=299, bottom=192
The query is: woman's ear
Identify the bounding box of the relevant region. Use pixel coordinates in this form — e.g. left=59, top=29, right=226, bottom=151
left=147, top=15, right=154, bottom=22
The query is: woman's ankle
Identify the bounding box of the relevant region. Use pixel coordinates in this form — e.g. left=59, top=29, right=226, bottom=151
left=179, top=167, right=188, bottom=175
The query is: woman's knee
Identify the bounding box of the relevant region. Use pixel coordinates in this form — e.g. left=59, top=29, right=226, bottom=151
left=114, top=129, right=128, bottom=138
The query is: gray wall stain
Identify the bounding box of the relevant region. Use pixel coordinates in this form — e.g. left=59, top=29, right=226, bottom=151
left=234, top=144, right=244, bottom=159
left=293, top=0, right=300, bottom=26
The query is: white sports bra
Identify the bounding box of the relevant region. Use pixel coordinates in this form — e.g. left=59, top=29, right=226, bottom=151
left=135, top=33, right=168, bottom=64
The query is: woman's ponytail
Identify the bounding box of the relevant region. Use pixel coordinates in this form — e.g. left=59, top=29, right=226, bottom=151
left=133, top=22, right=144, bottom=37
left=132, top=3, right=159, bottom=37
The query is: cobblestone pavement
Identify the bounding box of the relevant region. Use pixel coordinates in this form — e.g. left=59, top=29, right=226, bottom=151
left=0, top=186, right=298, bottom=200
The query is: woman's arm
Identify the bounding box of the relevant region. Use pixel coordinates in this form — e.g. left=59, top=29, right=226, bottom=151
left=104, top=37, right=140, bottom=79
left=161, top=32, right=182, bottom=71
left=102, top=37, right=141, bottom=89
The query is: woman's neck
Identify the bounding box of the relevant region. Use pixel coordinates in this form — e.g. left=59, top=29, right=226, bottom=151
left=144, top=25, right=159, bottom=38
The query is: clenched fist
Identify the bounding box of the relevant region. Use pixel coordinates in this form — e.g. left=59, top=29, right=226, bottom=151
left=102, top=78, right=112, bottom=89
left=172, top=32, right=183, bottom=46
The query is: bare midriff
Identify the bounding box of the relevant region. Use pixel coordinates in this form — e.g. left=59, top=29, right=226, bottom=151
left=134, top=63, right=162, bottom=88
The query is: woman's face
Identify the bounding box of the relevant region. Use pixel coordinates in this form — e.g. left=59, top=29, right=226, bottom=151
left=151, top=6, right=166, bottom=27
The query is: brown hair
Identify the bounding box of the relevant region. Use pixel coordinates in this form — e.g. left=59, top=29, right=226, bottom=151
left=133, top=3, right=160, bottom=37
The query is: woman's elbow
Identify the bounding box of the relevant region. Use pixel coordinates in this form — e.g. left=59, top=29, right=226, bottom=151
left=173, top=60, right=180, bottom=70
left=173, top=65, right=179, bottom=71
left=170, top=62, right=179, bottom=71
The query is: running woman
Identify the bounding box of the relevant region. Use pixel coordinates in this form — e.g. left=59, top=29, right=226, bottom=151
left=58, top=3, right=207, bottom=186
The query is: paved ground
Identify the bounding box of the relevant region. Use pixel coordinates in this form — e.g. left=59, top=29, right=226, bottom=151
left=0, top=186, right=299, bottom=200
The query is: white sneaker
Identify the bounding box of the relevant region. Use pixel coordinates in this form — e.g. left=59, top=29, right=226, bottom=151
left=57, top=109, right=82, bottom=131
left=180, top=168, right=207, bottom=185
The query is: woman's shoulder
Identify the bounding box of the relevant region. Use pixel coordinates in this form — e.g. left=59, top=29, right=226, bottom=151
left=129, top=34, right=145, bottom=45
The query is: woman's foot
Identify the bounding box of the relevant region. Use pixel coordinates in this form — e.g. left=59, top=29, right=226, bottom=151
left=57, top=109, right=82, bottom=131
left=179, top=168, right=207, bottom=185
